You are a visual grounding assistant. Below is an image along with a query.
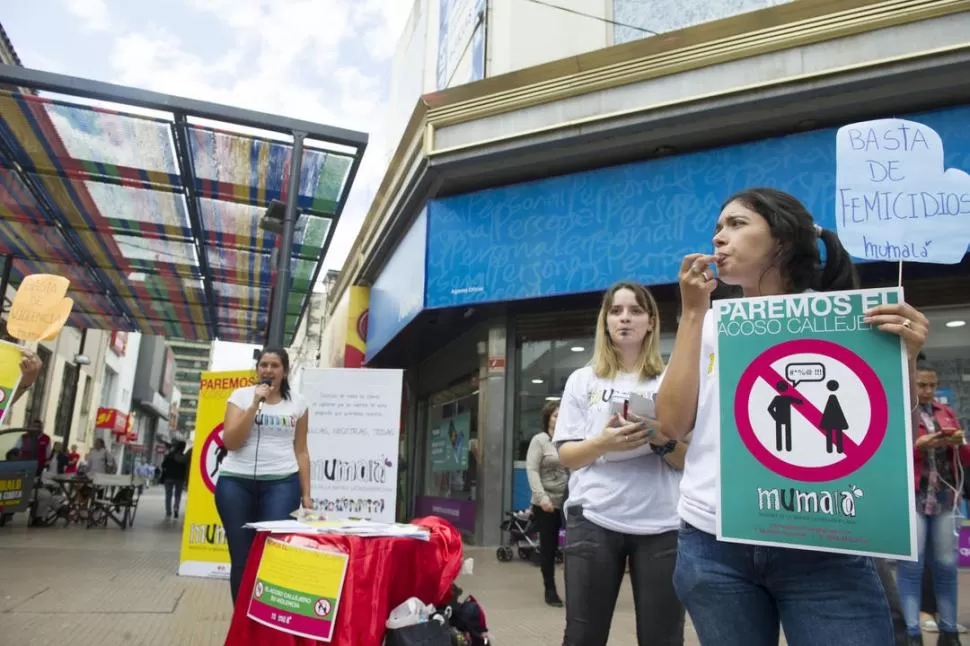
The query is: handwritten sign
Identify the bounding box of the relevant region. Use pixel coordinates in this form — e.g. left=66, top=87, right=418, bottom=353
left=8, top=274, right=74, bottom=341
left=835, top=118, right=970, bottom=264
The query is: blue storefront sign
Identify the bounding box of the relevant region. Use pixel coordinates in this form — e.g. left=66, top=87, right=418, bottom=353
left=365, top=209, right=427, bottom=362
left=424, top=104, right=970, bottom=309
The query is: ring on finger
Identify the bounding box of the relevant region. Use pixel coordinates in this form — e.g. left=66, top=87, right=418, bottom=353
left=701, top=271, right=711, bottom=281
left=901, top=319, right=912, bottom=329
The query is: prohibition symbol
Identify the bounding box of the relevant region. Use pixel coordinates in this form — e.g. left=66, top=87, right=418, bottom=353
left=254, top=581, right=264, bottom=598
left=200, top=423, right=227, bottom=494
left=314, top=598, right=332, bottom=617
left=734, top=339, right=888, bottom=483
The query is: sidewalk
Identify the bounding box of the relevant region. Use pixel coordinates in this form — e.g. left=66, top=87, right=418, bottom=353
left=2, top=489, right=969, bottom=645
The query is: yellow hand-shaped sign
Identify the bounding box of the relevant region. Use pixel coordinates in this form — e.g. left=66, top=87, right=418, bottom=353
left=8, top=274, right=74, bottom=341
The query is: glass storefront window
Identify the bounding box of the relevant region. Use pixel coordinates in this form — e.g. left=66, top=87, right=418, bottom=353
left=920, top=307, right=970, bottom=431
left=423, top=389, right=479, bottom=500
left=514, top=337, right=593, bottom=460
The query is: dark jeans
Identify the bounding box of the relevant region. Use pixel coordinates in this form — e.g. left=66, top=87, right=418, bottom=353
left=214, top=473, right=301, bottom=603
left=531, top=504, right=562, bottom=592
left=562, top=506, right=684, bottom=646
left=163, top=481, right=184, bottom=516
left=674, top=522, right=892, bottom=646
left=874, top=558, right=910, bottom=646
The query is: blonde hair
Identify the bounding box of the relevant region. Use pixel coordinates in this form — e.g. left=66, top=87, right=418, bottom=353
left=591, top=282, right=665, bottom=381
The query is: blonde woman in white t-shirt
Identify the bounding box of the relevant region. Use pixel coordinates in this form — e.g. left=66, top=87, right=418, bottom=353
left=554, top=282, right=687, bottom=646
left=215, top=347, right=312, bottom=603
left=657, top=188, right=930, bottom=646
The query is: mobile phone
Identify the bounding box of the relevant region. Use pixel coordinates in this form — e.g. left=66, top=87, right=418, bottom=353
left=628, top=392, right=656, bottom=419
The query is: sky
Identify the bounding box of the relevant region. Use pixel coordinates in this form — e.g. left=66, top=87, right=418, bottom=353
left=2, top=0, right=413, bottom=370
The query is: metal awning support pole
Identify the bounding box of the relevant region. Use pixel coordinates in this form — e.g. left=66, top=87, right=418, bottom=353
left=268, top=132, right=305, bottom=348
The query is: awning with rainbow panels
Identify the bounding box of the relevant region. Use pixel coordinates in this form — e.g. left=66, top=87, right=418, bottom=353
left=0, top=66, right=366, bottom=345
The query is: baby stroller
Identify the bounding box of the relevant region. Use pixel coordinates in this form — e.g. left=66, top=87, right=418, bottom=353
left=496, top=509, right=564, bottom=564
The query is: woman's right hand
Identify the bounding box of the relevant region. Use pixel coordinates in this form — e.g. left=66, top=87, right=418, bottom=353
left=595, top=415, right=651, bottom=453
left=540, top=499, right=554, bottom=513
left=253, top=383, right=272, bottom=408
left=679, top=253, right=718, bottom=315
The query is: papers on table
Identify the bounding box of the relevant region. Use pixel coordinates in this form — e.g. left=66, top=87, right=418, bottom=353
left=243, top=518, right=430, bottom=541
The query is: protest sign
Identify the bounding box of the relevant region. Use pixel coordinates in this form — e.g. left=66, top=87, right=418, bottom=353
left=835, top=118, right=970, bottom=264
left=301, top=368, right=402, bottom=523
left=178, top=370, right=257, bottom=578
left=0, top=341, right=24, bottom=425
left=247, top=537, right=348, bottom=642
left=8, top=274, right=74, bottom=341
left=0, top=461, right=35, bottom=514
left=716, top=287, right=916, bottom=559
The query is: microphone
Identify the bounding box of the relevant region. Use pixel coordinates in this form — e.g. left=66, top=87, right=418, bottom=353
left=257, top=379, right=272, bottom=413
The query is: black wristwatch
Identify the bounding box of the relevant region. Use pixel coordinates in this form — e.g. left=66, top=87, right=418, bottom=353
left=654, top=439, right=677, bottom=457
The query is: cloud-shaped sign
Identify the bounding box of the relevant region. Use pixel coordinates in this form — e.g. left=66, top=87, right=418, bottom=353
left=835, top=118, right=970, bottom=264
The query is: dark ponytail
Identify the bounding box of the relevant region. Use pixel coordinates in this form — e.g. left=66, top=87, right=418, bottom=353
left=256, top=347, right=292, bottom=401
left=816, top=227, right=859, bottom=292
left=721, top=187, right=859, bottom=295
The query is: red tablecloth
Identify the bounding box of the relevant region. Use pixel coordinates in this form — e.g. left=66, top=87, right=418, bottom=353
left=224, top=516, right=464, bottom=646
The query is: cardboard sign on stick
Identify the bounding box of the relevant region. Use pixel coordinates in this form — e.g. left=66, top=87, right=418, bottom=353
left=8, top=274, right=74, bottom=341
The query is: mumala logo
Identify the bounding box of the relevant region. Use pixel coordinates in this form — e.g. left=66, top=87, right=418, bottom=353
left=757, top=484, right=864, bottom=517
left=311, top=455, right=394, bottom=484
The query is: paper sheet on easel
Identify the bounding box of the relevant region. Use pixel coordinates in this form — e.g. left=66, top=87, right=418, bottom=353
left=7, top=274, right=74, bottom=341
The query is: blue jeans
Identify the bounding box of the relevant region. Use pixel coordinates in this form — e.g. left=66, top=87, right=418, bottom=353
left=214, top=473, right=301, bottom=602
left=163, top=481, right=183, bottom=516
left=674, top=523, right=892, bottom=646
left=897, top=511, right=959, bottom=635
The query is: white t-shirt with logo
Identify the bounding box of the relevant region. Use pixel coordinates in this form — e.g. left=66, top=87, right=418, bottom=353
left=220, top=386, right=308, bottom=478
left=678, top=310, right=721, bottom=534
left=553, top=366, right=682, bottom=535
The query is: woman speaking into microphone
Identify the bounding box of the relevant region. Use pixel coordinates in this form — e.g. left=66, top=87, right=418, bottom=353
left=215, top=347, right=312, bottom=603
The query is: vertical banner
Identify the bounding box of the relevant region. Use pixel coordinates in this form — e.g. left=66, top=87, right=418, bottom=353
left=179, top=369, right=257, bottom=578
left=301, top=368, right=403, bottom=523
left=0, top=341, right=24, bottom=425
left=716, top=287, right=916, bottom=559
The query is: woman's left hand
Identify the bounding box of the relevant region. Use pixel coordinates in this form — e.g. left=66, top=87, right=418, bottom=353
left=863, top=302, right=929, bottom=360
left=301, top=495, right=314, bottom=510
left=625, top=415, right=670, bottom=447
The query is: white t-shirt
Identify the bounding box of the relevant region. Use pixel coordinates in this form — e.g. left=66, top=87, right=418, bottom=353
left=221, top=386, right=308, bottom=478
left=678, top=310, right=720, bottom=534
left=553, top=366, right=682, bottom=535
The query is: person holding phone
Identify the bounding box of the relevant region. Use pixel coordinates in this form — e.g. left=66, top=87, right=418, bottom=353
left=554, top=282, right=687, bottom=646
left=215, top=347, right=312, bottom=603
left=896, top=362, right=969, bottom=645
left=658, top=187, right=931, bottom=645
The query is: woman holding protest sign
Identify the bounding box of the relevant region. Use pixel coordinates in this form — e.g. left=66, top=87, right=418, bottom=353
left=657, top=187, right=930, bottom=646
left=554, top=282, right=688, bottom=646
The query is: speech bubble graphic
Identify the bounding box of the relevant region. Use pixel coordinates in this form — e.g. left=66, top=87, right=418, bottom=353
left=835, top=118, right=970, bottom=264
left=785, top=362, right=825, bottom=387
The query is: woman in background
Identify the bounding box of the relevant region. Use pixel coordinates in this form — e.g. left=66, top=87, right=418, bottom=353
left=525, top=399, right=568, bottom=607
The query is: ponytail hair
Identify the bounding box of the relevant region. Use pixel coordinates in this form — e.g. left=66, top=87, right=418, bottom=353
left=816, top=227, right=859, bottom=292
left=721, top=188, right=859, bottom=295
left=256, top=346, right=292, bottom=401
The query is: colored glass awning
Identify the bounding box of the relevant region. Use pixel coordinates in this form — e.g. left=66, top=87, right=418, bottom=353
left=0, top=65, right=367, bottom=345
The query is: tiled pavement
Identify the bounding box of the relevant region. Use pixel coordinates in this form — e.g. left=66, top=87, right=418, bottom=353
left=2, top=489, right=970, bottom=645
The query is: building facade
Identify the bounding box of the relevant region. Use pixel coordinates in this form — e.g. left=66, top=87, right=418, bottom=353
left=168, top=338, right=212, bottom=440
left=332, top=2, right=970, bottom=545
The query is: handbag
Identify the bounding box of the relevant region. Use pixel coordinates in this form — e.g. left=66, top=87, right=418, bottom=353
left=383, top=620, right=452, bottom=646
